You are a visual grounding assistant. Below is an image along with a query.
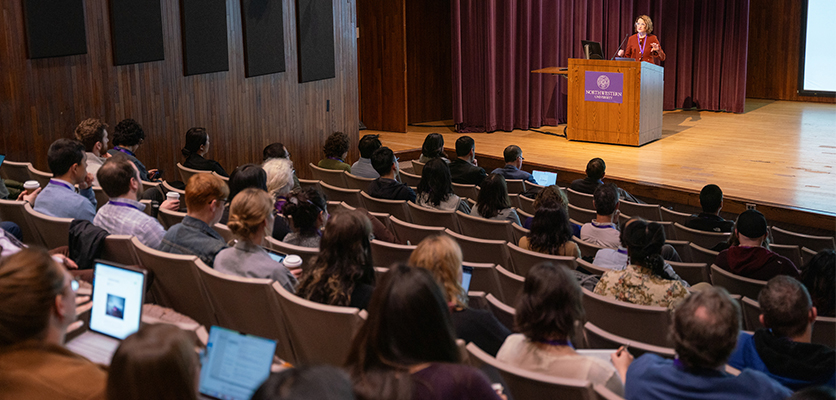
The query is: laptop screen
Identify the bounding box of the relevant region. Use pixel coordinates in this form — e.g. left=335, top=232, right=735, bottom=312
left=461, top=265, right=473, bottom=293
left=532, top=170, right=557, bottom=187
left=0, top=154, right=5, bottom=167
left=200, top=326, right=277, bottom=400
left=265, top=248, right=286, bottom=264
left=89, top=262, right=146, bottom=340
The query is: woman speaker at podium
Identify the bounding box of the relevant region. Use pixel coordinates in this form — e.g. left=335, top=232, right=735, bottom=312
left=617, top=15, right=666, bottom=65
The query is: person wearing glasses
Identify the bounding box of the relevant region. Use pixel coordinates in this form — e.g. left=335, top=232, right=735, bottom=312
left=617, top=15, right=666, bottom=65
left=107, top=119, right=162, bottom=181
left=490, top=145, right=537, bottom=185
left=0, top=248, right=107, bottom=400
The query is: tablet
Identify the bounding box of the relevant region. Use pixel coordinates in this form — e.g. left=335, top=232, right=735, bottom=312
left=199, top=326, right=277, bottom=400
left=532, top=170, right=557, bottom=187
left=461, top=265, right=473, bottom=293
left=265, top=248, right=286, bottom=264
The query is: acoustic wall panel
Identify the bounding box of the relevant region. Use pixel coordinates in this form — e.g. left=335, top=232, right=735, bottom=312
left=241, top=0, right=286, bottom=77
left=23, top=0, right=88, bottom=59
left=180, top=0, right=229, bottom=76
left=296, top=0, right=336, bottom=83
left=110, top=0, right=165, bottom=65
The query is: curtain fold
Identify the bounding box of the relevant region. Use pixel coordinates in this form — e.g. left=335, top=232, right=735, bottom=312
left=452, top=0, right=750, bottom=133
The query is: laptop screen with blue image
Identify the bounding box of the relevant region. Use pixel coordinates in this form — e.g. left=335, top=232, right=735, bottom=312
left=532, top=170, right=557, bottom=187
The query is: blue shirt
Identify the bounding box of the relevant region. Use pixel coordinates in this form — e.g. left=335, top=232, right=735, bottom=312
left=33, top=180, right=97, bottom=222
left=94, top=198, right=166, bottom=248
left=159, top=216, right=227, bottom=267
left=491, top=164, right=537, bottom=184
left=625, top=354, right=792, bottom=400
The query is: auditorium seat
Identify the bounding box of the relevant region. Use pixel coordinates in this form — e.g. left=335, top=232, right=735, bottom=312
left=770, top=226, right=836, bottom=251
left=665, top=240, right=693, bottom=263
left=452, top=182, right=479, bottom=200
left=319, top=181, right=363, bottom=208
left=297, top=178, right=322, bottom=193
left=467, top=291, right=489, bottom=311
left=177, top=162, right=209, bottom=183
left=465, top=262, right=505, bottom=303
left=573, top=236, right=607, bottom=259
left=456, top=211, right=515, bottom=243
left=308, top=163, right=348, bottom=188
left=399, top=170, right=421, bottom=187
left=27, top=164, right=52, bottom=187
left=575, top=258, right=611, bottom=276
left=92, top=186, right=109, bottom=211
left=485, top=293, right=516, bottom=332
left=0, top=199, right=43, bottom=246
left=0, top=160, right=34, bottom=183
left=767, top=243, right=803, bottom=269
left=673, top=222, right=730, bottom=249
left=506, top=242, right=576, bottom=277
left=495, top=265, right=524, bottom=306
left=508, top=193, right=522, bottom=209
left=345, top=172, right=375, bottom=191
left=802, top=246, right=818, bottom=264
left=581, top=287, right=672, bottom=347
left=370, top=239, right=416, bottom=267
left=568, top=204, right=597, bottom=224
left=25, top=203, right=72, bottom=248
left=213, top=223, right=234, bottom=244
left=388, top=215, right=444, bottom=245
left=408, top=202, right=460, bottom=232
left=660, top=207, right=692, bottom=226
left=99, top=235, right=142, bottom=267
left=709, top=264, right=767, bottom=300
left=411, top=159, right=425, bottom=175
left=506, top=179, right=526, bottom=194
left=157, top=207, right=186, bottom=230
left=567, top=188, right=595, bottom=210
left=740, top=297, right=763, bottom=332
left=511, top=223, right=530, bottom=244
left=264, top=236, right=318, bottom=268
left=360, top=192, right=411, bottom=222
left=619, top=200, right=663, bottom=222
left=583, top=322, right=675, bottom=359
left=689, top=242, right=719, bottom=265
left=518, top=194, right=536, bottom=214
left=667, top=261, right=710, bottom=285
left=211, top=171, right=228, bottom=182
left=445, top=229, right=511, bottom=266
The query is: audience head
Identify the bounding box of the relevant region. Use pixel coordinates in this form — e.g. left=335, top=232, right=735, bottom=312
left=515, top=262, right=584, bottom=342
left=228, top=188, right=274, bottom=241
left=585, top=158, right=606, bottom=181
left=252, top=366, right=355, bottom=400
left=107, top=324, right=199, bottom=400
left=476, top=173, right=511, bottom=219
left=801, top=249, right=835, bottom=317
left=455, top=136, right=475, bottom=158
left=358, top=134, right=382, bottom=159
left=528, top=206, right=574, bottom=255
left=323, top=131, right=350, bottom=159
left=371, top=147, right=396, bottom=177
left=758, top=276, right=815, bottom=339
left=228, top=164, right=268, bottom=203
left=113, top=119, right=146, bottom=148
left=181, top=127, right=209, bottom=158
left=0, top=248, right=74, bottom=346
left=421, top=133, right=445, bottom=159
left=296, top=210, right=374, bottom=307
left=282, top=188, right=328, bottom=236
left=503, top=145, right=523, bottom=164
left=185, top=173, right=229, bottom=224
left=592, top=183, right=619, bottom=216
left=263, top=158, right=295, bottom=199
left=416, top=158, right=454, bottom=207
left=734, top=209, right=768, bottom=242
left=622, top=218, right=674, bottom=280
left=263, top=142, right=290, bottom=162
left=74, top=118, right=109, bottom=154
left=533, top=185, right=569, bottom=212
left=97, top=154, right=140, bottom=198
left=672, top=287, right=740, bottom=369
left=699, top=184, right=724, bottom=214
left=409, top=235, right=466, bottom=307
left=47, top=138, right=87, bottom=179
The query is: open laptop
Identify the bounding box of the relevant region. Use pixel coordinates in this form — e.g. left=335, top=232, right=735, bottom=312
left=264, top=248, right=286, bottom=264
left=66, top=261, right=146, bottom=365
left=0, top=154, right=5, bottom=167
left=532, top=170, right=557, bottom=187
left=199, top=326, right=277, bottom=400
left=461, top=264, right=473, bottom=292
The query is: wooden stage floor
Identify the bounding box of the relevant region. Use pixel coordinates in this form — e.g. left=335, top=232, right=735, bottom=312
left=368, top=99, right=836, bottom=219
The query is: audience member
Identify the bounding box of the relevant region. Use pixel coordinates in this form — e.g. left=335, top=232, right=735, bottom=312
left=367, top=147, right=415, bottom=202
left=418, top=133, right=448, bottom=163
left=490, top=145, right=536, bottom=184
left=108, top=119, right=159, bottom=181
left=0, top=248, right=107, bottom=400
left=282, top=187, right=328, bottom=248
left=295, top=210, right=375, bottom=309
left=107, top=324, right=199, bottom=400
left=262, top=142, right=301, bottom=191
left=801, top=249, right=835, bottom=317
left=220, top=163, right=268, bottom=224
left=685, top=184, right=735, bottom=233
left=715, top=210, right=800, bottom=280
left=318, top=131, right=352, bottom=172
left=345, top=265, right=502, bottom=400
left=181, top=127, right=228, bottom=177
left=519, top=206, right=580, bottom=257
left=449, top=136, right=486, bottom=186
left=215, top=189, right=297, bottom=292
left=580, top=183, right=620, bottom=248
left=471, top=173, right=521, bottom=224
left=263, top=158, right=295, bottom=240
left=523, top=185, right=581, bottom=235
left=594, top=219, right=689, bottom=309
left=624, top=287, right=793, bottom=400
left=728, top=276, right=835, bottom=390
left=33, top=138, right=97, bottom=221
left=409, top=235, right=511, bottom=356
left=159, top=173, right=229, bottom=266
left=592, top=219, right=686, bottom=285
left=351, top=134, right=382, bottom=179
left=73, top=118, right=110, bottom=186
left=252, top=366, right=356, bottom=400
left=416, top=158, right=471, bottom=213
left=94, top=155, right=180, bottom=248
left=570, top=158, right=606, bottom=194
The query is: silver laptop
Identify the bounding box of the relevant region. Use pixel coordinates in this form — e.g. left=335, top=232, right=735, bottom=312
left=532, top=170, right=557, bottom=187
left=67, top=261, right=146, bottom=365
left=199, top=326, right=277, bottom=400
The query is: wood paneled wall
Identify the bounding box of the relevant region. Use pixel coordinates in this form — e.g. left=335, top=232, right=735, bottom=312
left=406, top=0, right=452, bottom=124
left=746, top=0, right=835, bottom=103
left=0, top=0, right=359, bottom=180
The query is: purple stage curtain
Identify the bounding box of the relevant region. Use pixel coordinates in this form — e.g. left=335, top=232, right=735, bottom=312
left=452, top=0, right=750, bottom=133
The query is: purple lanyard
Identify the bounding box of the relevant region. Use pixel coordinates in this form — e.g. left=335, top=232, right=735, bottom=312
left=115, top=146, right=136, bottom=157
left=617, top=248, right=628, bottom=255
left=108, top=200, right=142, bottom=211
left=537, top=339, right=574, bottom=349
left=49, top=179, right=75, bottom=192
left=637, top=34, right=646, bottom=57
left=327, top=156, right=344, bottom=162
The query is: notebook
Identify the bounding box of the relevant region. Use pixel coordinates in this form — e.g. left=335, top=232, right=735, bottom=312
left=66, top=261, right=146, bottom=365
left=199, top=326, right=277, bottom=400
left=532, top=170, right=557, bottom=187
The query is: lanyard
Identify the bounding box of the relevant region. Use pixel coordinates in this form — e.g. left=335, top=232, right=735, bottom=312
left=115, top=146, right=136, bottom=157
left=108, top=200, right=142, bottom=211
left=638, top=34, right=647, bottom=58
left=49, top=179, right=75, bottom=192
left=327, top=157, right=344, bottom=162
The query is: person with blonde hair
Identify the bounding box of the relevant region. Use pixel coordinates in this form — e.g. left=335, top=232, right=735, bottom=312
left=214, top=188, right=297, bottom=292
left=0, top=248, right=107, bottom=399
left=107, top=324, right=199, bottom=400
left=261, top=158, right=295, bottom=240
left=409, top=235, right=510, bottom=356
left=617, top=15, right=666, bottom=65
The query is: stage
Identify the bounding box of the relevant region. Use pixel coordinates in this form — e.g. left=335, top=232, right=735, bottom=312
left=368, top=99, right=836, bottom=232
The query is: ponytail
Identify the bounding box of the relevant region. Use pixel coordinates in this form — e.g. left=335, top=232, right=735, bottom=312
left=624, top=220, right=675, bottom=280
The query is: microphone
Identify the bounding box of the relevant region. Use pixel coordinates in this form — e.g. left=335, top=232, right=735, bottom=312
left=611, top=34, right=629, bottom=60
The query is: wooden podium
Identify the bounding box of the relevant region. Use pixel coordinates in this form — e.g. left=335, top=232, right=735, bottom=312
left=565, top=59, right=663, bottom=146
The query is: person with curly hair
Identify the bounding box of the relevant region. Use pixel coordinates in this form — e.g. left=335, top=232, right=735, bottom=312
left=282, top=187, right=329, bottom=248
left=181, top=127, right=228, bottom=177
left=107, top=118, right=159, bottom=181
left=73, top=118, right=110, bottom=186
left=318, top=132, right=352, bottom=173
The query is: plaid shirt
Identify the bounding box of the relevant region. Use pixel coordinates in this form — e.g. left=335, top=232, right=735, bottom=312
left=94, top=198, right=166, bottom=249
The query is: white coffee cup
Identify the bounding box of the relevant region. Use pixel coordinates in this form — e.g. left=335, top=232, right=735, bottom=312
left=23, top=180, right=40, bottom=194
left=166, top=191, right=181, bottom=201
left=283, top=254, right=303, bottom=269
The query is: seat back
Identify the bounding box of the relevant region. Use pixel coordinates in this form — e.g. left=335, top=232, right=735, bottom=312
left=511, top=223, right=530, bottom=244
left=92, top=186, right=109, bottom=211
left=673, top=222, right=730, bottom=249
left=131, top=237, right=217, bottom=326
left=619, top=200, right=663, bottom=222
left=495, top=265, right=524, bottom=306
left=100, top=235, right=142, bottom=266
left=25, top=204, right=73, bottom=248
left=581, top=287, right=672, bottom=347
left=568, top=204, right=597, bottom=224
left=161, top=180, right=186, bottom=201
left=370, top=239, right=416, bottom=268
left=740, top=297, right=764, bottom=331
left=177, top=163, right=209, bottom=183
left=575, top=258, right=612, bottom=276
left=812, top=316, right=836, bottom=349
left=770, top=226, right=835, bottom=251
left=319, top=181, right=363, bottom=208
left=573, top=236, right=607, bottom=259
left=445, top=229, right=510, bottom=267
left=27, top=165, right=52, bottom=187
left=709, top=264, right=767, bottom=299
left=408, top=202, right=460, bottom=232
left=664, top=239, right=692, bottom=262
left=360, top=192, right=411, bottom=222
left=667, top=261, right=710, bottom=285
left=388, top=215, right=444, bottom=245
left=660, top=207, right=692, bottom=225
left=308, top=163, right=348, bottom=188
left=466, top=262, right=505, bottom=302
left=0, top=160, right=34, bottom=182
left=264, top=236, right=319, bottom=268
left=506, top=242, right=576, bottom=277
left=518, top=194, right=536, bottom=214
left=0, top=199, right=43, bottom=246
left=583, top=322, right=675, bottom=359
left=411, top=159, right=425, bottom=175
left=399, top=170, right=421, bottom=186
left=213, top=223, right=234, bottom=244
left=505, top=179, right=526, bottom=194
left=157, top=207, right=187, bottom=229
left=768, top=244, right=803, bottom=268
left=272, top=282, right=367, bottom=366
left=486, top=293, right=516, bottom=332
left=689, top=242, right=719, bottom=265
left=345, top=172, right=375, bottom=191
left=451, top=183, right=479, bottom=200
left=210, top=171, right=228, bottom=182
left=456, top=211, right=515, bottom=243
left=298, top=178, right=322, bottom=193
left=567, top=188, right=595, bottom=209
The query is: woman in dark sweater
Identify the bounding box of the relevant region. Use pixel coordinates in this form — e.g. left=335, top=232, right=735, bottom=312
left=181, top=127, right=228, bottom=177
